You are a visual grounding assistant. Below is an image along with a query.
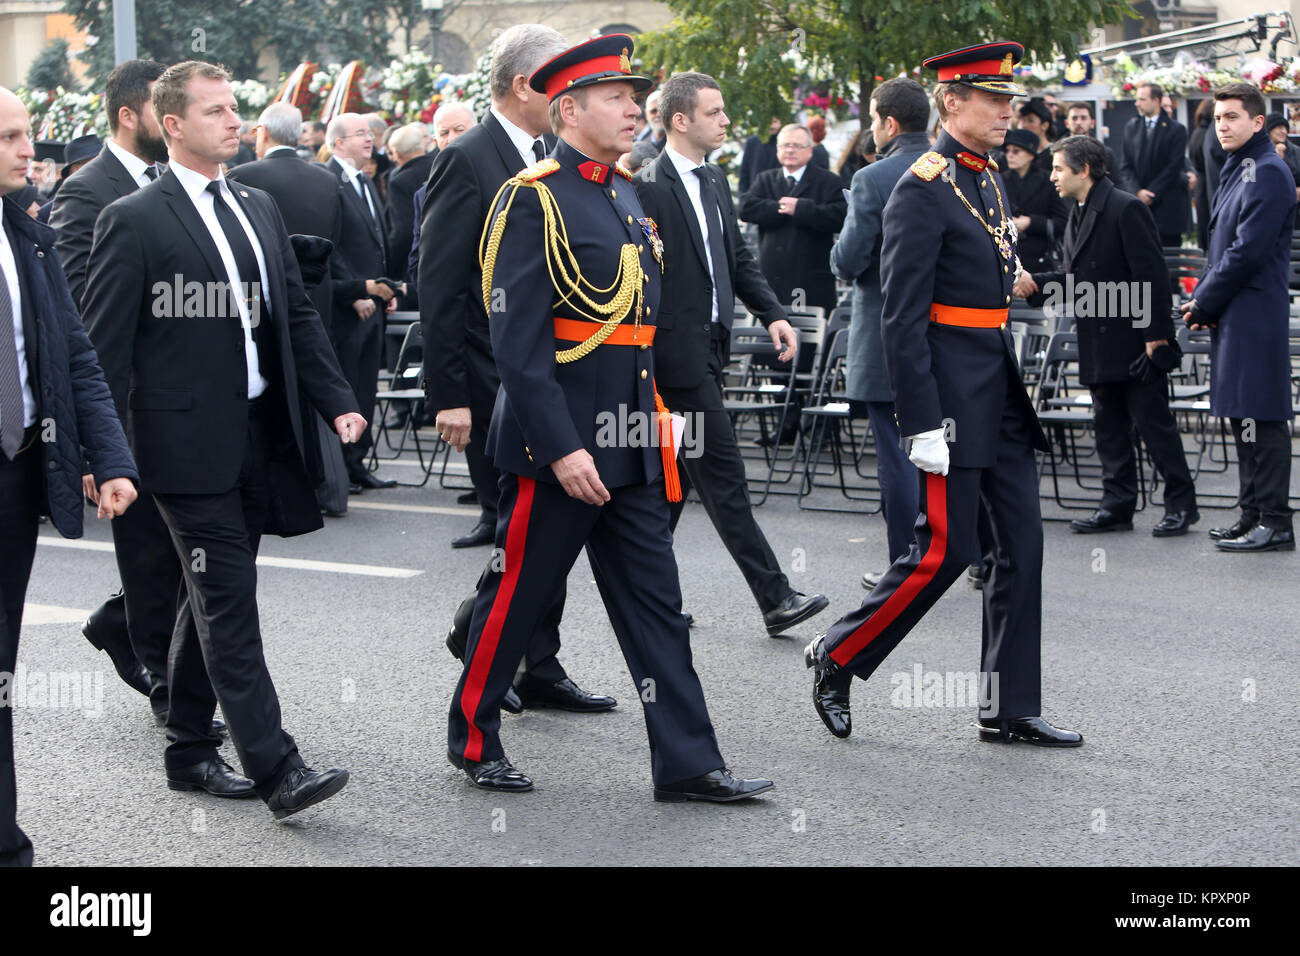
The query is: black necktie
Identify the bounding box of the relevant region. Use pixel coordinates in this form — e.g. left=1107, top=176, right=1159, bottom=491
left=532, top=139, right=545, bottom=162
left=356, top=174, right=377, bottom=223
left=205, top=181, right=266, bottom=347
left=143, top=165, right=158, bottom=182
left=0, top=254, right=24, bottom=459
left=785, top=175, right=797, bottom=194
left=693, top=166, right=734, bottom=327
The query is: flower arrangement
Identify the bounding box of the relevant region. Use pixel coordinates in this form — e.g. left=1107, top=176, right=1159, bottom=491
left=378, top=48, right=440, bottom=120
left=1109, top=52, right=1300, bottom=97
left=231, top=78, right=272, bottom=120
left=30, top=87, right=107, bottom=141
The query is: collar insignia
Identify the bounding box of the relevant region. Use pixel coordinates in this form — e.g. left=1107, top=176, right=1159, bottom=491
left=956, top=151, right=988, bottom=172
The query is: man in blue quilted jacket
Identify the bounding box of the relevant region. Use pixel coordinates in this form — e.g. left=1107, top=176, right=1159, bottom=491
left=0, top=87, right=138, bottom=866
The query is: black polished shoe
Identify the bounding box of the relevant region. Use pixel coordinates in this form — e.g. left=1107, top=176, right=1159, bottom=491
left=322, top=506, right=346, bottom=518
left=967, top=564, right=984, bottom=590
left=1215, top=524, right=1296, bottom=553
left=348, top=482, right=364, bottom=495
left=514, top=675, right=617, bottom=713
left=653, top=767, right=774, bottom=803
left=763, top=591, right=829, bottom=637
left=979, top=715, right=1084, bottom=747
left=354, top=471, right=396, bottom=490
left=451, top=520, right=494, bottom=548
left=82, top=600, right=152, bottom=698
left=861, top=570, right=883, bottom=591
left=266, top=767, right=350, bottom=819
left=1069, top=509, right=1134, bottom=534
left=166, top=758, right=257, bottom=798
left=1208, top=518, right=1253, bottom=541
left=447, top=750, right=534, bottom=792
left=805, top=635, right=852, bottom=738
left=444, top=630, right=524, bottom=713
left=456, top=490, right=479, bottom=504
left=682, top=611, right=695, bottom=627
left=1152, top=509, right=1199, bottom=537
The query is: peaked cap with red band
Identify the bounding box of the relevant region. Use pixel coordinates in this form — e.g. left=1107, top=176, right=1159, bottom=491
left=529, top=33, right=653, bottom=101
left=923, top=41, right=1027, bottom=96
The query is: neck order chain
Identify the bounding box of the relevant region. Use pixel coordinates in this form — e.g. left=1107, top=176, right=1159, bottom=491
left=941, top=164, right=1015, bottom=263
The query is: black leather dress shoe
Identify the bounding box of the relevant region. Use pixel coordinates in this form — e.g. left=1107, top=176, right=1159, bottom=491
left=967, top=564, right=984, bottom=590
left=1152, top=510, right=1199, bottom=537
left=451, top=520, right=494, bottom=548
left=1208, top=518, right=1253, bottom=541
left=266, top=767, right=350, bottom=819
left=805, top=635, right=852, bottom=738
left=444, top=630, right=524, bottom=713
left=861, top=570, right=883, bottom=591
left=447, top=750, right=534, bottom=792
left=322, top=506, right=346, bottom=518
left=682, top=611, right=695, bottom=627
left=1215, top=524, right=1296, bottom=553
left=654, top=767, right=774, bottom=803
left=456, top=490, right=479, bottom=504
left=514, top=675, right=617, bottom=713
left=979, top=715, right=1084, bottom=747
left=348, top=482, right=364, bottom=495
left=166, top=758, right=257, bottom=797
left=82, top=602, right=153, bottom=698
left=353, top=471, right=396, bottom=490
left=764, top=591, right=829, bottom=637
left=1069, top=509, right=1134, bottom=533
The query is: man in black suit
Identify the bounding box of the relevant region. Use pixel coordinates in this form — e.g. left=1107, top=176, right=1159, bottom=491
left=421, top=24, right=613, bottom=713
left=739, top=123, right=847, bottom=315
left=1063, top=102, right=1119, bottom=186
left=1118, top=83, right=1189, bottom=248
left=325, top=111, right=399, bottom=492
left=49, top=59, right=185, bottom=717
left=738, top=117, right=782, bottom=195
left=383, top=123, right=433, bottom=310
left=634, top=72, right=829, bottom=638
left=83, top=61, right=363, bottom=818
left=1018, top=135, right=1198, bottom=536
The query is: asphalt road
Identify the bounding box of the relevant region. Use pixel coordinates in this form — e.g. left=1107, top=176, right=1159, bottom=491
left=13, top=446, right=1299, bottom=866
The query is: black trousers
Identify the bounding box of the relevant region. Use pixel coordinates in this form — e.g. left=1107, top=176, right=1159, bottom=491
left=0, top=432, right=40, bottom=866
left=659, top=327, right=792, bottom=613
left=447, top=474, right=724, bottom=785
left=1229, top=418, right=1293, bottom=531
left=464, top=413, right=499, bottom=528
left=153, top=402, right=304, bottom=800
left=823, top=385, right=1043, bottom=721
left=337, top=307, right=383, bottom=478
left=861, top=400, right=920, bottom=563
left=1090, top=378, right=1197, bottom=516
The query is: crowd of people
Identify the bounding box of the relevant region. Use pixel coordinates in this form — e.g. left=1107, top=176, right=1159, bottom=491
left=1, top=26, right=1295, bottom=866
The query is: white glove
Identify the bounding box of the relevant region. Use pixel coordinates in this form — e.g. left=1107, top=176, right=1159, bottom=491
left=907, top=428, right=950, bottom=476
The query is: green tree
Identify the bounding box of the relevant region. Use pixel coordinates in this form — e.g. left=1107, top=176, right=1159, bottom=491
left=26, top=38, right=77, bottom=91
left=638, top=0, right=1133, bottom=135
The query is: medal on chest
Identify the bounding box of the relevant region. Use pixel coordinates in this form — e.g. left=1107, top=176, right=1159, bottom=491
left=943, top=166, right=1015, bottom=262
left=637, top=216, right=665, bottom=272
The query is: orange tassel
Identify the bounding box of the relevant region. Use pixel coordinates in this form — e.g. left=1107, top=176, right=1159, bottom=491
left=654, top=386, right=682, bottom=502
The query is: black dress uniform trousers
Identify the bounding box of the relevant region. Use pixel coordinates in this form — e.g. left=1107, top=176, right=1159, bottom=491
left=823, top=371, right=1043, bottom=721
left=448, top=473, right=724, bottom=786
left=659, top=325, right=792, bottom=612
left=1090, top=378, right=1196, bottom=516
left=1229, top=417, right=1293, bottom=531
left=153, top=396, right=305, bottom=799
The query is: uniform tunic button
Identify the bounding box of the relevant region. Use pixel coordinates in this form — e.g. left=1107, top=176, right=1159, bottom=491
left=1004, top=295, right=1010, bottom=304
left=1000, top=322, right=1007, bottom=330
left=641, top=369, right=648, bottom=380
left=627, top=215, right=634, bottom=224
left=988, top=208, right=995, bottom=215
left=981, top=180, right=987, bottom=187
left=611, top=189, right=617, bottom=198
left=1003, top=265, right=1008, bottom=273
left=638, top=244, right=644, bottom=252
left=643, top=306, right=649, bottom=315
left=640, top=344, right=648, bottom=350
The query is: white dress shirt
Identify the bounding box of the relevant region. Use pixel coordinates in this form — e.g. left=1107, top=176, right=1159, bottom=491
left=105, top=138, right=158, bottom=189
left=0, top=222, right=36, bottom=426
left=334, top=154, right=377, bottom=220
left=664, top=144, right=722, bottom=323
left=491, top=107, right=545, bottom=171
left=783, top=163, right=808, bottom=185
left=168, top=158, right=271, bottom=399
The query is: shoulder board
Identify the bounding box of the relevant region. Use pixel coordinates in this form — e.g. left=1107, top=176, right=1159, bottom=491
left=614, top=164, right=633, bottom=181
left=910, top=151, right=947, bottom=182
left=986, top=157, right=999, bottom=173
left=516, top=158, right=560, bottom=182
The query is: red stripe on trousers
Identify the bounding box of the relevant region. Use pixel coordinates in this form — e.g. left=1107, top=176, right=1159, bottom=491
left=830, top=472, right=949, bottom=666
left=459, top=476, right=535, bottom=761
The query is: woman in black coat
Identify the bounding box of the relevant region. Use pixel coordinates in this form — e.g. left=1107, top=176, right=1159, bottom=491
left=1002, top=128, right=1067, bottom=271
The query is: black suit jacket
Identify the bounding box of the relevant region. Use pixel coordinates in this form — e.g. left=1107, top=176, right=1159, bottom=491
left=49, top=145, right=145, bottom=308
left=385, top=151, right=434, bottom=282
left=1028, top=177, right=1173, bottom=384
left=1117, top=113, right=1189, bottom=237
left=1003, top=165, right=1067, bottom=271
left=324, top=156, right=387, bottom=312
left=633, top=151, right=786, bottom=389
left=81, top=170, right=358, bottom=533
left=228, top=148, right=344, bottom=330
left=418, top=112, right=554, bottom=417
left=738, top=163, right=847, bottom=313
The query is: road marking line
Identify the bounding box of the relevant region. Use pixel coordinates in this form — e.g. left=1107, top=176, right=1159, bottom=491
left=36, top=537, right=422, bottom=578
left=22, top=604, right=89, bottom=625
left=347, top=501, right=478, bottom=517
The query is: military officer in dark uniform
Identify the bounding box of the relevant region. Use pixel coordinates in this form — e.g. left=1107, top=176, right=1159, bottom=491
left=445, top=35, right=773, bottom=802
left=804, top=42, right=1083, bottom=748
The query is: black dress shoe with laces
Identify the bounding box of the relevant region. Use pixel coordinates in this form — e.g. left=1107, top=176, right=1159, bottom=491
left=653, top=768, right=773, bottom=803
left=1152, top=510, right=1199, bottom=537
left=763, top=591, right=829, bottom=637
left=978, top=715, right=1083, bottom=747
left=1208, top=518, right=1253, bottom=541
left=1215, top=524, right=1295, bottom=553
left=447, top=750, right=534, bottom=792
left=166, top=758, right=257, bottom=797
left=451, top=520, right=494, bottom=548
left=805, top=635, right=852, bottom=738
left=861, top=571, right=883, bottom=591
left=353, top=471, right=396, bottom=490
left=1069, top=509, right=1133, bottom=533
left=82, top=599, right=153, bottom=698
left=444, top=630, right=524, bottom=712
left=514, top=674, right=616, bottom=712
left=266, top=767, right=350, bottom=819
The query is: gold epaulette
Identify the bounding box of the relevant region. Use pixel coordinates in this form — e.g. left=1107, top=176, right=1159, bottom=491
left=613, top=164, right=633, bottom=181
left=515, top=157, right=560, bottom=182
left=910, top=151, right=947, bottom=181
